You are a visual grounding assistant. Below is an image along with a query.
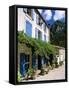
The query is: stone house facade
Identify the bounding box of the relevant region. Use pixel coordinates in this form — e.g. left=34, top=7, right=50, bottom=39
left=18, top=8, right=50, bottom=77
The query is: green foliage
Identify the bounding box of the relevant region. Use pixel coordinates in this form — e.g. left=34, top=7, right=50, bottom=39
left=17, top=71, right=22, bottom=82
left=59, top=61, right=63, bottom=66
left=18, top=31, right=58, bottom=57
left=52, top=63, right=56, bottom=69
left=44, top=43, right=57, bottom=55
left=50, top=20, right=65, bottom=47
left=27, top=68, right=34, bottom=76
left=54, top=61, right=59, bottom=68
left=25, top=68, right=36, bottom=80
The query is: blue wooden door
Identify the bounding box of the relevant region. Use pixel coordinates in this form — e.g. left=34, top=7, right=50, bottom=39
left=26, top=20, right=32, bottom=37
left=20, top=53, right=26, bottom=77
left=20, top=53, right=29, bottom=77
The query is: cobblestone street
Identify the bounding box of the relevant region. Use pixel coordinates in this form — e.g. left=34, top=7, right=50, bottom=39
left=35, top=64, right=65, bottom=81
left=22, top=64, right=65, bottom=82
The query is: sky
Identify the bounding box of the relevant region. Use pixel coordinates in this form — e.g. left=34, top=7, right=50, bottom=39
left=38, top=9, right=65, bottom=25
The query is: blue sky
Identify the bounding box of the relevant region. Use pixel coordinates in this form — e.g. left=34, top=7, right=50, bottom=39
left=38, top=9, right=65, bottom=25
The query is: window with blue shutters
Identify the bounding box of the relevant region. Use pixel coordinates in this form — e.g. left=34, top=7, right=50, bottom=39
left=26, top=20, right=32, bottom=37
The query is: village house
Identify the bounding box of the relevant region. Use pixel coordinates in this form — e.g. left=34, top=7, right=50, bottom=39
left=17, top=8, right=54, bottom=78
left=18, top=8, right=50, bottom=41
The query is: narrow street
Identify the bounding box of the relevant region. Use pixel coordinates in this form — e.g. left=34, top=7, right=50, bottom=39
left=35, top=64, right=65, bottom=81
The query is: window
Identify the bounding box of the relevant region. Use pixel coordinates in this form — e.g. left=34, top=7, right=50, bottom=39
left=35, top=28, right=38, bottom=39
left=27, top=9, right=32, bottom=17
left=35, top=29, right=42, bottom=40
left=38, top=17, right=41, bottom=25
left=40, top=19, right=43, bottom=27
left=38, top=30, right=42, bottom=40
left=23, top=8, right=32, bottom=18
left=36, top=14, right=39, bottom=24
left=36, top=14, right=43, bottom=27
left=26, top=20, right=32, bottom=37
left=44, top=23, right=46, bottom=32
left=44, top=34, right=46, bottom=41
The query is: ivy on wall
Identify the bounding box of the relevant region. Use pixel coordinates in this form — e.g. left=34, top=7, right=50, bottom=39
left=18, top=31, right=58, bottom=58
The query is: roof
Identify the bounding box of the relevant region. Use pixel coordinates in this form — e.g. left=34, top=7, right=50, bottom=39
left=35, top=9, right=50, bottom=29
left=53, top=45, right=65, bottom=50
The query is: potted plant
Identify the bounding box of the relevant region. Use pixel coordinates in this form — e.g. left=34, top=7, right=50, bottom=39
left=55, top=61, right=59, bottom=68
left=31, top=70, right=36, bottom=79
left=59, top=61, right=63, bottom=66
left=45, top=68, right=49, bottom=74
left=27, top=68, right=36, bottom=80
left=52, top=63, right=55, bottom=69
left=17, top=71, right=22, bottom=82
left=40, top=67, right=45, bottom=75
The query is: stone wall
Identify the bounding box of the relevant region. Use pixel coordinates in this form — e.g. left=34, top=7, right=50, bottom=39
left=18, top=43, right=32, bottom=69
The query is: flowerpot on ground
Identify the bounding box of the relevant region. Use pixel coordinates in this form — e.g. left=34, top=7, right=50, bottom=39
left=40, top=67, right=45, bottom=75
left=49, top=65, right=52, bottom=70
left=31, top=75, right=36, bottom=80
left=45, top=70, right=48, bottom=74
left=31, top=71, right=36, bottom=79
left=51, top=64, right=55, bottom=70
left=27, top=68, right=36, bottom=80
left=45, top=68, right=49, bottom=74
left=59, top=61, right=63, bottom=66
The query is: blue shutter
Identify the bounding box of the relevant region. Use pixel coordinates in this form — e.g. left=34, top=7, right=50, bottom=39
left=26, top=20, right=32, bottom=37
left=20, top=54, right=26, bottom=77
